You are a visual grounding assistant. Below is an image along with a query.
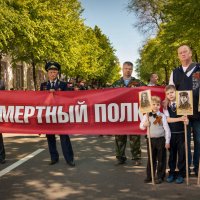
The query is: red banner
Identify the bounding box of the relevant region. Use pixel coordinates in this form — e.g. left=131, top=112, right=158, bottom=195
left=0, top=87, right=165, bottom=135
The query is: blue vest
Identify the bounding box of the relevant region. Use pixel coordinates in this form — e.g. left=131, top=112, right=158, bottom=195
left=167, top=106, right=184, bottom=134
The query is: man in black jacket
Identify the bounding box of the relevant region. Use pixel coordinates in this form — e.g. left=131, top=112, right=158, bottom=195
left=40, top=61, right=75, bottom=167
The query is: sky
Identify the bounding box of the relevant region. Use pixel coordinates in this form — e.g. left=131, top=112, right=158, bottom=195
left=80, top=0, right=146, bottom=73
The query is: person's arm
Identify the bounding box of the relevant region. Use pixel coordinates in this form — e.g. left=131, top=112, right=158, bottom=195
left=163, top=108, right=170, bottom=117
left=139, top=114, right=149, bottom=130
left=168, top=72, right=174, bottom=85
left=167, top=116, right=187, bottom=123
left=162, top=114, right=171, bottom=148
left=163, top=108, right=187, bottom=123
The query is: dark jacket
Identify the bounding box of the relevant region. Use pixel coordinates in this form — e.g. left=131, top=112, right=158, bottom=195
left=112, top=77, right=145, bottom=88
left=40, top=79, right=68, bottom=91
left=172, top=63, right=200, bottom=119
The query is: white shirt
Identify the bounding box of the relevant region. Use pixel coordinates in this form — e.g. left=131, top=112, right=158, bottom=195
left=169, top=65, right=196, bottom=85
left=147, top=82, right=156, bottom=86
left=50, top=79, right=57, bottom=87
left=140, top=111, right=171, bottom=144
left=163, top=102, right=176, bottom=117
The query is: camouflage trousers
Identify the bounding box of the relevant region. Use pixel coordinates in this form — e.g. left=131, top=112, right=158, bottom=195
left=115, top=135, right=141, bottom=161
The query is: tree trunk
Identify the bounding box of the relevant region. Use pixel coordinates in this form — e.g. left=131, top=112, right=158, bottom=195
left=0, top=54, right=2, bottom=80
left=32, top=61, right=37, bottom=91
left=164, top=64, right=169, bottom=84
left=195, top=52, right=198, bottom=63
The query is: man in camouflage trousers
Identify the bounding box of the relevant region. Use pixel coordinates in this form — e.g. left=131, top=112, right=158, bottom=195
left=112, top=61, right=145, bottom=165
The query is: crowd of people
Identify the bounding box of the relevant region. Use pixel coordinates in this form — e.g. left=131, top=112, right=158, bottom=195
left=0, top=44, right=200, bottom=185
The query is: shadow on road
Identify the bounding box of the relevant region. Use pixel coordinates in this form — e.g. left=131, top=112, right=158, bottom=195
left=0, top=135, right=199, bottom=200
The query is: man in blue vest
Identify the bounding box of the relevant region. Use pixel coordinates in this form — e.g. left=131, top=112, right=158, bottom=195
left=40, top=61, right=75, bottom=167
left=0, top=80, right=5, bottom=164
left=169, top=44, right=200, bottom=176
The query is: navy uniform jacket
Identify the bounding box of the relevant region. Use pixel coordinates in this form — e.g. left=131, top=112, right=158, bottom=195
left=40, top=79, right=69, bottom=91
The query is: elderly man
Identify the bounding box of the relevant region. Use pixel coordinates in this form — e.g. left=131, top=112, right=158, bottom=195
left=40, top=61, right=75, bottom=167
left=169, top=44, right=200, bottom=176
left=112, top=61, right=145, bottom=165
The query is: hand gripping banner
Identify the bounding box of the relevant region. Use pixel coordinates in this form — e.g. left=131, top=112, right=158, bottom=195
left=0, top=87, right=165, bottom=135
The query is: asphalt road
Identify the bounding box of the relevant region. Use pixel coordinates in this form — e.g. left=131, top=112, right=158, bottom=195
left=0, top=134, right=200, bottom=200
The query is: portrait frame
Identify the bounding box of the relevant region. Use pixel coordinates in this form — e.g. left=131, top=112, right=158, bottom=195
left=139, top=90, right=152, bottom=114
left=176, top=90, right=193, bottom=115
left=198, top=88, right=200, bottom=112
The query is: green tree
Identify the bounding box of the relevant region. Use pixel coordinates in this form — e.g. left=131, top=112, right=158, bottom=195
left=66, top=26, right=103, bottom=81
left=0, top=1, right=18, bottom=76
left=93, top=26, right=120, bottom=86
left=1, top=0, right=120, bottom=88
left=128, top=0, right=200, bottom=82
left=1, top=0, right=84, bottom=89
left=135, top=35, right=178, bottom=84
left=161, top=0, right=200, bottom=61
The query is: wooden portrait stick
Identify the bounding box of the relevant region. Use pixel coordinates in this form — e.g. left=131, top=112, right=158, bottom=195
left=197, top=158, right=200, bottom=185
left=147, top=113, right=155, bottom=185
left=184, top=119, right=189, bottom=186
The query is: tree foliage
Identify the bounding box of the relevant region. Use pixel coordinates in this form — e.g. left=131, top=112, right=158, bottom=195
left=0, top=0, right=120, bottom=88
left=128, top=0, right=200, bottom=83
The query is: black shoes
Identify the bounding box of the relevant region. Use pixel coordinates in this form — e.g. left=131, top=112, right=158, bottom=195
left=144, top=177, right=163, bottom=184
left=0, top=159, right=5, bottom=164
left=49, top=159, right=75, bottom=167
left=115, top=159, right=126, bottom=165
left=67, top=160, right=75, bottom=167
left=49, top=159, right=59, bottom=165
left=155, top=178, right=163, bottom=184
left=115, top=157, right=127, bottom=165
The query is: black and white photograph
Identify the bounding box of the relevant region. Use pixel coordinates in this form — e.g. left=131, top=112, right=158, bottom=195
left=139, top=90, right=151, bottom=114
left=176, top=90, right=193, bottom=115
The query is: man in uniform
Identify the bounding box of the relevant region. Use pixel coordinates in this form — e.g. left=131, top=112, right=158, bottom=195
left=40, top=61, right=75, bottom=167
left=0, top=80, right=5, bottom=164
left=112, top=61, right=145, bottom=165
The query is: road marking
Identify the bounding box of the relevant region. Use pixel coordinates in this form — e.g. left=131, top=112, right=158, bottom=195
left=0, top=149, right=45, bottom=177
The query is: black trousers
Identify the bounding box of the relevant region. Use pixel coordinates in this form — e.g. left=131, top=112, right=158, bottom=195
left=146, top=137, right=166, bottom=179
left=46, top=134, right=74, bottom=163
left=0, top=133, right=5, bottom=161
left=168, top=133, right=186, bottom=177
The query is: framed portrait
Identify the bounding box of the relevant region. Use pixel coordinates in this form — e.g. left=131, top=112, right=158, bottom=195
left=176, top=90, right=193, bottom=115
left=139, top=90, right=152, bottom=114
